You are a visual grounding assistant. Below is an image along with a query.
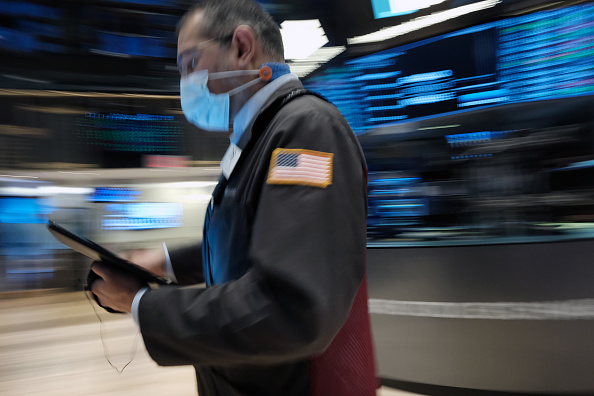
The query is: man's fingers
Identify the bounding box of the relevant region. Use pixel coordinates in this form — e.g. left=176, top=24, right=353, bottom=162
left=90, top=276, right=107, bottom=308
left=87, top=262, right=141, bottom=314
left=91, top=262, right=110, bottom=280
left=90, top=277, right=106, bottom=296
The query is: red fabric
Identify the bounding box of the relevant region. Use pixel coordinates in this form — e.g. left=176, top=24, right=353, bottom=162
left=310, top=274, right=378, bottom=396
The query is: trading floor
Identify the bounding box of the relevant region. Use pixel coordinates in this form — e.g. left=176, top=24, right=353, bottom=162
left=0, top=292, right=415, bottom=396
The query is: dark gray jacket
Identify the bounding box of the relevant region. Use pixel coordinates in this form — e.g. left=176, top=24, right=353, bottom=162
left=138, top=79, right=377, bottom=396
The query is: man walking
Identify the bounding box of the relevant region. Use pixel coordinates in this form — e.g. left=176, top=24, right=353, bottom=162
left=91, top=1, right=377, bottom=394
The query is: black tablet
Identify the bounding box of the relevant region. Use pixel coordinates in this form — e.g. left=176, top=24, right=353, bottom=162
left=47, top=220, right=169, bottom=285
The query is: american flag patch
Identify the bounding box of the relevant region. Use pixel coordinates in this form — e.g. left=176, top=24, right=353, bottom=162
left=267, top=148, right=333, bottom=188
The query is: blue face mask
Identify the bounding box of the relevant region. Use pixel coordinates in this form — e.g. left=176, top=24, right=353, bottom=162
left=180, top=68, right=261, bottom=132
left=180, top=63, right=292, bottom=132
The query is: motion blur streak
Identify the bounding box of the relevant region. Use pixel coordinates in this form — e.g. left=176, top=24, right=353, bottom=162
left=0, top=292, right=197, bottom=396
left=0, top=293, right=406, bottom=395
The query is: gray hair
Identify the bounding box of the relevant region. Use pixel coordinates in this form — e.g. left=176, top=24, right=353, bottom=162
left=177, top=0, right=285, bottom=61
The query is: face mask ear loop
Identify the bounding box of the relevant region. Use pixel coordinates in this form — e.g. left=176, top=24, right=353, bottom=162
left=207, top=69, right=260, bottom=80
left=227, top=77, right=264, bottom=96
left=226, top=65, right=275, bottom=96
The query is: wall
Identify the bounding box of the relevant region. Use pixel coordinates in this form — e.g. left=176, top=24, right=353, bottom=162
left=367, top=241, right=594, bottom=393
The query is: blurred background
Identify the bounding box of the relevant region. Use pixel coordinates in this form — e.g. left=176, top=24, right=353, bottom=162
left=1, top=0, right=594, bottom=395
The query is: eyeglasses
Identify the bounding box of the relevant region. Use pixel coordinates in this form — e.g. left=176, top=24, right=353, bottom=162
left=177, top=34, right=234, bottom=77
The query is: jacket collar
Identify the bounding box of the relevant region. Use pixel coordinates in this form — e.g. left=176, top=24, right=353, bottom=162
left=231, top=74, right=300, bottom=146
left=235, top=77, right=304, bottom=150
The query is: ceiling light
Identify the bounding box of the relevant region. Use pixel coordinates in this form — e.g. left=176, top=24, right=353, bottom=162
left=287, top=46, right=346, bottom=77
left=348, top=0, right=501, bottom=45
left=281, top=20, right=329, bottom=60
left=389, top=0, right=447, bottom=14
left=288, top=63, right=321, bottom=77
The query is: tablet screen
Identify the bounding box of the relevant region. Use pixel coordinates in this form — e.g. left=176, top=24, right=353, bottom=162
left=47, top=220, right=169, bottom=285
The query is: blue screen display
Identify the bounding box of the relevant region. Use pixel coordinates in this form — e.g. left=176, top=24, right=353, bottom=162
left=0, top=198, right=52, bottom=224
left=370, top=0, right=419, bottom=19
left=102, top=202, right=183, bottom=230
left=77, top=113, right=182, bottom=153
left=89, top=187, right=141, bottom=203
left=305, top=3, right=594, bottom=133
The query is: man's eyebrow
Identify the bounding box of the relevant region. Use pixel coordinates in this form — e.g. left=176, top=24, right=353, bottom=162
left=177, top=49, right=195, bottom=60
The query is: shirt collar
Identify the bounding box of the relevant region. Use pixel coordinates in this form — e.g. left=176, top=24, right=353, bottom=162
left=231, top=73, right=300, bottom=144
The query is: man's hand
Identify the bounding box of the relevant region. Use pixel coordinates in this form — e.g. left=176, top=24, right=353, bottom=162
left=90, top=262, right=146, bottom=314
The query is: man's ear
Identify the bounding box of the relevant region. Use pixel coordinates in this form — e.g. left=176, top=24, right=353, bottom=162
left=233, top=25, right=257, bottom=69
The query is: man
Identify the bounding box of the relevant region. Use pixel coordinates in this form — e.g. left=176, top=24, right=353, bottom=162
left=90, top=0, right=377, bottom=395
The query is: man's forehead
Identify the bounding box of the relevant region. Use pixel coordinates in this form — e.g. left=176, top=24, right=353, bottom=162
left=177, top=10, right=208, bottom=53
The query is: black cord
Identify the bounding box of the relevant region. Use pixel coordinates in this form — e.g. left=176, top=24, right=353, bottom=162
left=83, top=287, right=140, bottom=374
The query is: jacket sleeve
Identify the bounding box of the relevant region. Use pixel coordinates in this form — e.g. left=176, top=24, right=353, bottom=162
left=167, top=243, right=204, bottom=285
left=138, top=99, right=368, bottom=367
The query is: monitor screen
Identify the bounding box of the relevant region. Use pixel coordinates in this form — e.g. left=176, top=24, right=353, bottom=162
left=370, top=0, right=424, bottom=19
left=101, top=202, right=183, bottom=230
left=89, top=187, right=141, bottom=203
left=78, top=113, right=182, bottom=154
left=305, top=3, right=594, bottom=133
left=0, top=198, right=52, bottom=224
